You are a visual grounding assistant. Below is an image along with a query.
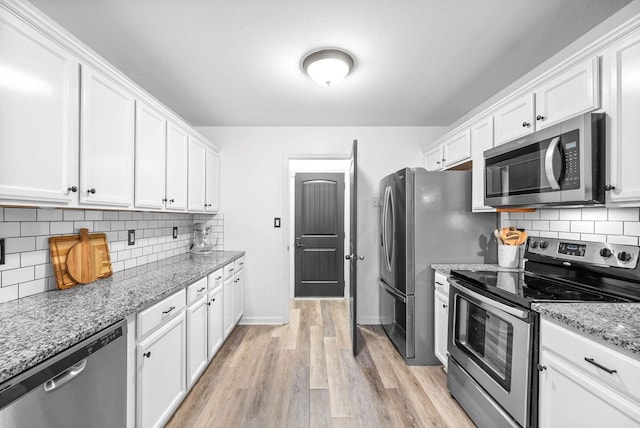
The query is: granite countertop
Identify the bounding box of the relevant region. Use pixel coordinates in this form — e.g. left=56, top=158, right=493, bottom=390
left=431, top=263, right=521, bottom=275
left=533, top=302, right=640, bottom=357
left=0, top=251, right=244, bottom=384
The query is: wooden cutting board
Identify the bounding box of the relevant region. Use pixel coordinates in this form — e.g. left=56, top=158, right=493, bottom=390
left=66, top=228, right=103, bottom=284
left=49, top=231, right=113, bottom=290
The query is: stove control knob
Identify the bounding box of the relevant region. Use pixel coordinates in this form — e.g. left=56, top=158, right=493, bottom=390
left=618, top=251, right=633, bottom=263
left=539, top=241, right=549, bottom=249
left=530, top=241, right=538, bottom=249
left=600, top=248, right=613, bottom=258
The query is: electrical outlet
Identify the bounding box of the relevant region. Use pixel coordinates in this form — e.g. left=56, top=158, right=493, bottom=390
left=0, top=238, right=5, bottom=265
left=274, top=218, right=281, bottom=228
left=128, top=230, right=135, bottom=246
left=173, top=227, right=178, bottom=239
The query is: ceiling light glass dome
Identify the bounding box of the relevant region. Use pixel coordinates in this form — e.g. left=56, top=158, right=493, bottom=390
left=302, top=49, right=355, bottom=86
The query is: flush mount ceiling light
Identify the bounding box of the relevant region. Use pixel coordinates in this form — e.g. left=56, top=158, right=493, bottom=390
left=302, top=49, right=355, bottom=87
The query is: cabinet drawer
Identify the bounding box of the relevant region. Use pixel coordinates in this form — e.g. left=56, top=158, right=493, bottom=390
left=187, top=277, right=208, bottom=305
left=540, top=318, right=640, bottom=401
left=434, top=272, right=449, bottom=294
left=137, top=288, right=186, bottom=338
left=208, top=268, right=224, bottom=291
left=235, top=256, right=246, bottom=271
left=223, top=262, right=236, bottom=279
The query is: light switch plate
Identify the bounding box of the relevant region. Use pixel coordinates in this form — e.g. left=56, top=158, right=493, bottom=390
left=128, top=230, right=135, bottom=246
left=173, top=227, right=178, bottom=239
left=274, top=218, right=281, bottom=228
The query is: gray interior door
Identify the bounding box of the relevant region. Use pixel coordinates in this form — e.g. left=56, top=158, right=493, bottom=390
left=294, top=172, right=345, bottom=297
left=347, top=140, right=360, bottom=355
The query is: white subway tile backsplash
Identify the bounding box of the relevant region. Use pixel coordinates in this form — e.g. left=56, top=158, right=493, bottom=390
left=594, top=221, right=623, bottom=235
left=571, top=221, right=594, bottom=234
left=0, top=208, right=223, bottom=303
left=4, top=208, right=37, bottom=222
left=559, top=209, right=582, bottom=221
left=625, top=222, right=640, bottom=236
left=580, top=234, right=607, bottom=243
left=581, top=207, right=608, bottom=221
left=63, top=210, right=84, bottom=221
left=558, top=232, right=581, bottom=240
left=608, top=235, right=639, bottom=245
left=538, top=231, right=558, bottom=238
left=523, top=211, right=540, bottom=220
left=531, top=221, right=550, bottom=231
left=608, top=207, right=640, bottom=221
left=549, top=220, right=571, bottom=232
left=517, top=220, right=532, bottom=230
left=539, top=209, right=560, bottom=220
left=37, top=209, right=62, bottom=221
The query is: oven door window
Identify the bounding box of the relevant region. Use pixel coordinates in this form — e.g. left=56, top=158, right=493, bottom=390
left=454, top=294, right=513, bottom=390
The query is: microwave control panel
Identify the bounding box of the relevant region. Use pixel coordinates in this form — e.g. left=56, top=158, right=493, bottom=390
left=560, top=129, right=580, bottom=189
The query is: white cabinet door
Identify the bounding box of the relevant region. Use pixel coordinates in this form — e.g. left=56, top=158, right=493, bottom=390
left=539, top=348, right=640, bottom=428
left=205, top=147, right=220, bottom=212
left=137, top=312, right=186, bottom=428
left=443, top=129, right=471, bottom=167
left=186, top=295, right=208, bottom=388
left=135, top=101, right=166, bottom=209
left=493, top=93, right=535, bottom=145
left=234, top=269, right=244, bottom=324
left=470, top=116, right=495, bottom=212
left=0, top=9, right=79, bottom=205
left=187, top=136, right=206, bottom=212
left=603, top=30, right=640, bottom=204
left=207, top=286, right=223, bottom=360
left=80, top=66, right=134, bottom=207
left=223, top=276, right=235, bottom=338
left=165, top=122, right=188, bottom=211
left=424, top=144, right=444, bottom=171
left=434, top=289, right=448, bottom=369
left=534, top=57, right=600, bottom=130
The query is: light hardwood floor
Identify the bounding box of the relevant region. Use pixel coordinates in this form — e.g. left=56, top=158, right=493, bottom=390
left=166, top=300, right=474, bottom=428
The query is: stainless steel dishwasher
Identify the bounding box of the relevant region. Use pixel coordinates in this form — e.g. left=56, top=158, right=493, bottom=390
left=0, top=319, right=127, bottom=428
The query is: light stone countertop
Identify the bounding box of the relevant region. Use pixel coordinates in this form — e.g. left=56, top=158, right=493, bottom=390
left=0, top=251, right=244, bottom=384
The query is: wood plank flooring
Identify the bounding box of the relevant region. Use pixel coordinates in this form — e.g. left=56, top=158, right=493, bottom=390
left=166, top=300, right=474, bottom=428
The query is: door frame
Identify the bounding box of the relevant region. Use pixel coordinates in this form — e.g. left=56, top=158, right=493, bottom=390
left=283, top=156, right=351, bottom=320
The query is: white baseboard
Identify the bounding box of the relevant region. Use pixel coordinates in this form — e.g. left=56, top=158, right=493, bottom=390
left=238, top=316, right=284, bottom=325
left=358, top=316, right=381, bottom=325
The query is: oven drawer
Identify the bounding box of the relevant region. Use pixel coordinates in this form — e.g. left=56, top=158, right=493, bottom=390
left=540, top=317, right=640, bottom=402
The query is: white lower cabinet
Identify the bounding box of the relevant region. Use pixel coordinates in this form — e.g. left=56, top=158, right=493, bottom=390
left=186, top=278, right=209, bottom=388
left=207, top=285, right=224, bottom=360
left=538, top=318, right=640, bottom=428
left=137, top=311, right=186, bottom=428
left=223, top=275, right=235, bottom=339
left=433, top=272, right=449, bottom=369
left=234, top=267, right=245, bottom=324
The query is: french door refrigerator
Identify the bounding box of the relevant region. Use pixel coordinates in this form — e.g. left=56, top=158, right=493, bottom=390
left=379, top=167, right=497, bottom=365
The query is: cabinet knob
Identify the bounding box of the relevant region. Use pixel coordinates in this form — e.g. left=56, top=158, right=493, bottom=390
left=170, top=199, right=175, bottom=203
left=143, top=351, right=151, bottom=358
left=87, top=188, right=96, bottom=194
left=537, top=364, right=546, bottom=372
left=442, top=158, right=446, bottom=162
left=211, top=298, right=216, bottom=302
left=604, top=184, right=616, bottom=191
left=436, top=161, right=441, bottom=165
left=522, top=122, right=531, bottom=128
left=67, top=186, right=78, bottom=193
left=442, top=304, right=447, bottom=308
left=536, top=115, right=546, bottom=121
left=162, top=198, right=167, bottom=202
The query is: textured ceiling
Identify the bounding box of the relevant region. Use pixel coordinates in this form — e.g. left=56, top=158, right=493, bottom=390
left=29, top=0, right=633, bottom=126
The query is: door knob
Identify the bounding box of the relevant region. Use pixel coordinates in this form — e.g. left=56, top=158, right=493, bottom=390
left=345, top=254, right=365, bottom=260
left=295, top=238, right=305, bottom=248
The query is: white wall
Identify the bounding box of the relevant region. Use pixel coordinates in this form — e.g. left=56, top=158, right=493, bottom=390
left=196, top=126, right=446, bottom=324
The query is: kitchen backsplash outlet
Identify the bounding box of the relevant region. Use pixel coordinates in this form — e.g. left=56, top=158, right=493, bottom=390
left=0, top=208, right=224, bottom=304
left=501, top=207, right=640, bottom=266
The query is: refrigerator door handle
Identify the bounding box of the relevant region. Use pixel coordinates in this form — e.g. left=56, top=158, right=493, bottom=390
left=382, top=186, right=393, bottom=272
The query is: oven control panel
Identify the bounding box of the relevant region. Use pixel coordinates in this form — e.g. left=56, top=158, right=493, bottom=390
left=526, top=237, right=639, bottom=269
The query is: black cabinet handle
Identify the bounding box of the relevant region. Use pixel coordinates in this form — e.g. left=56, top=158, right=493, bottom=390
left=162, top=306, right=176, bottom=315
left=67, top=186, right=78, bottom=193
left=162, top=198, right=167, bottom=202
left=537, top=364, right=546, bottom=372
left=536, top=115, right=546, bottom=121
left=604, top=184, right=616, bottom=191
left=442, top=304, right=447, bottom=308
left=584, top=357, right=617, bottom=374
left=87, top=188, right=96, bottom=194
left=211, top=298, right=216, bottom=302
left=170, top=199, right=175, bottom=203
left=143, top=351, right=151, bottom=358
left=522, top=122, right=531, bottom=127
left=198, top=287, right=206, bottom=293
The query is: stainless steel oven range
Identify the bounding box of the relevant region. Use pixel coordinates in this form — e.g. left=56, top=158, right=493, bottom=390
left=447, top=237, right=640, bottom=428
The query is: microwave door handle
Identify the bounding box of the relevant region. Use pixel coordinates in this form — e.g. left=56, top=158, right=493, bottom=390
left=544, top=136, right=562, bottom=190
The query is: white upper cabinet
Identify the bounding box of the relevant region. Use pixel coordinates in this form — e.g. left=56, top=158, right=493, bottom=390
left=135, top=101, right=167, bottom=210
left=187, top=136, right=207, bottom=212
left=0, top=8, right=79, bottom=205
left=442, top=128, right=471, bottom=167
left=534, top=57, right=600, bottom=130
left=603, top=29, right=640, bottom=204
left=165, top=122, right=189, bottom=211
left=470, top=116, right=495, bottom=212
left=205, top=147, right=220, bottom=212
left=424, top=144, right=444, bottom=171
left=493, top=93, right=535, bottom=145
left=80, top=65, right=135, bottom=207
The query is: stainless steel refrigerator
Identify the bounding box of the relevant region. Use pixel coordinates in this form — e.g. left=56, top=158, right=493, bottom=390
left=379, top=167, right=497, bottom=365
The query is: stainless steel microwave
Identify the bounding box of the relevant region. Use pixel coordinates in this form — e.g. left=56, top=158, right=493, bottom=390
left=484, top=112, right=605, bottom=208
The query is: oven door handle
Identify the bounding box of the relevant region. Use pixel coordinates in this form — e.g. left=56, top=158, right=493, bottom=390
left=450, top=280, right=530, bottom=320
left=380, top=281, right=406, bottom=303
left=544, top=136, right=562, bottom=190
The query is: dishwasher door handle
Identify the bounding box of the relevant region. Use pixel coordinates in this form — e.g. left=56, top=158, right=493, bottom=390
left=44, top=359, right=87, bottom=392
